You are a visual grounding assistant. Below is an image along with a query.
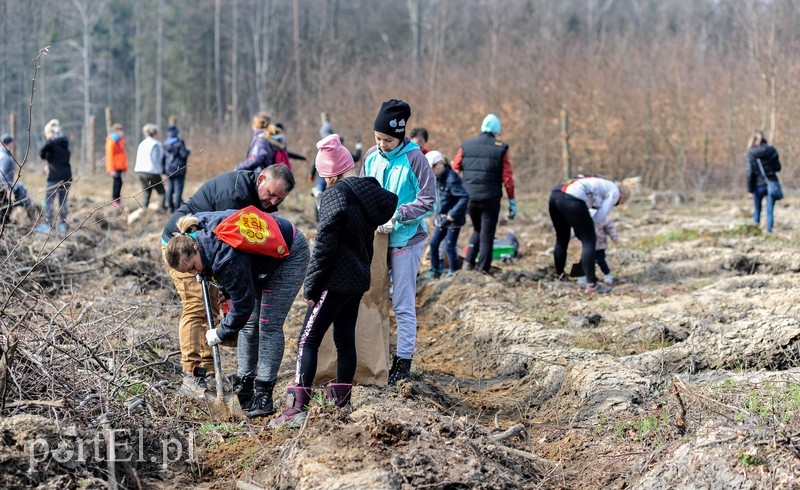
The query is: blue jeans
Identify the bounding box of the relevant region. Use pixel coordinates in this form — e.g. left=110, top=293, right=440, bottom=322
left=166, top=176, right=185, bottom=212
left=429, top=222, right=461, bottom=273
left=753, top=185, right=775, bottom=233
left=44, top=180, right=70, bottom=225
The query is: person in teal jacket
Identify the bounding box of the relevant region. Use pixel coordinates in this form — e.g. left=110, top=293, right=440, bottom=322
left=360, top=99, right=437, bottom=385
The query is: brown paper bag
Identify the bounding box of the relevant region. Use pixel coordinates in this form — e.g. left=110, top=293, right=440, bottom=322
left=313, top=233, right=392, bottom=386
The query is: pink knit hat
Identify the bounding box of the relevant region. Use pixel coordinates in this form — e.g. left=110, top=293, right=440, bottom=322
left=315, top=134, right=355, bottom=178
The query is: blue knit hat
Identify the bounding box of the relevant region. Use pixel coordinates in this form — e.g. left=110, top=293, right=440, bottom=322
left=481, top=114, right=501, bottom=134
left=167, top=125, right=179, bottom=138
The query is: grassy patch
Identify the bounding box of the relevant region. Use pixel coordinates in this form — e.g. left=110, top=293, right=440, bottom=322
left=631, top=224, right=763, bottom=252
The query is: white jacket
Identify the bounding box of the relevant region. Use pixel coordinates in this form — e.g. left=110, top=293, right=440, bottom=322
left=134, top=137, right=164, bottom=174
left=563, top=177, right=620, bottom=224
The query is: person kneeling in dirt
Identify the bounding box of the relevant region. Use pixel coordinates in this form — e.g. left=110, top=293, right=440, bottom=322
left=549, top=175, right=637, bottom=294
left=269, top=134, right=397, bottom=428
left=0, top=134, right=32, bottom=210
left=161, top=164, right=295, bottom=399
left=165, top=211, right=309, bottom=419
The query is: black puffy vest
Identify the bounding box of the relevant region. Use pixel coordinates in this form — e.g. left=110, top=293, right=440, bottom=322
left=460, top=133, right=508, bottom=201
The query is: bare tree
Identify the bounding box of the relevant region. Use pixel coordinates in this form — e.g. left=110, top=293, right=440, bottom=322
left=66, top=0, right=105, bottom=168
left=214, top=0, right=223, bottom=127
left=156, top=0, right=163, bottom=132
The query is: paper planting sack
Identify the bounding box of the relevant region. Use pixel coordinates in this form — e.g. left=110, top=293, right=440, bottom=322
left=313, top=233, right=391, bottom=385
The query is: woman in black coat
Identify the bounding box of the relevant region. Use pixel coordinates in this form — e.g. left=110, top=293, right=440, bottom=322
left=745, top=130, right=781, bottom=234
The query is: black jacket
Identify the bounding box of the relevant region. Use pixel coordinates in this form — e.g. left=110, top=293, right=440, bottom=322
left=162, top=171, right=277, bottom=243
left=163, top=137, right=190, bottom=177
left=436, top=165, right=469, bottom=226
left=746, top=144, right=781, bottom=193
left=39, top=135, right=72, bottom=183
left=304, top=177, right=398, bottom=302
left=193, top=210, right=296, bottom=341
left=459, top=132, right=507, bottom=201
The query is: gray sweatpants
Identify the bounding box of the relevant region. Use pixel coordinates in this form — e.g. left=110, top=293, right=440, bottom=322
left=237, top=232, right=309, bottom=382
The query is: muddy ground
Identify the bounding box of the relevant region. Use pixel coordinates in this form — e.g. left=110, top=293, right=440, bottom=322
left=2, top=175, right=800, bottom=489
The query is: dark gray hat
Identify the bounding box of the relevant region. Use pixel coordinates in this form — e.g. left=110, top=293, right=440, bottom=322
left=1, top=134, right=12, bottom=145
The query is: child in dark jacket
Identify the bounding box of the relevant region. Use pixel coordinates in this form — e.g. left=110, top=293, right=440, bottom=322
left=421, top=151, right=469, bottom=279
left=163, top=125, right=190, bottom=213
left=164, top=210, right=309, bottom=419
left=269, top=134, right=397, bottom=428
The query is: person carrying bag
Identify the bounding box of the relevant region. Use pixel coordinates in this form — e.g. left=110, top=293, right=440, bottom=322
left=746, top=130, right=782, bottom=234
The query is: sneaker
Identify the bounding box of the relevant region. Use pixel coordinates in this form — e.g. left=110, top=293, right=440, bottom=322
left=603, top=274, right=613, bottom=285
left=55, top=223, right=67, bottom=233
left=585, top=283, right=611, bottom=294
left=35, top=223, right=51, bottom=234
left=576, top=276, right=587, bottom=285
left=178, top=367, right=208, bottom=399
left=444, top=270, right=456, bottom=278
left=418, top=270, right=441, bottom=282
left=111, top=199, right=121, bottom=209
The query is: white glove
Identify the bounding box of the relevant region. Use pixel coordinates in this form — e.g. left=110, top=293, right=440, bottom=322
left=377, top=215, right=398, bottom=234
left=206, top=328, right=222, bottom=347
left=310, top=187, right=321, bottom=198
left=355, top=142, right=363, bottom=151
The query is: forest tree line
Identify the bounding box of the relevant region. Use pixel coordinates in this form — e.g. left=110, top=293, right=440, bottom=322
left=1, top=0, right=798, bottom=193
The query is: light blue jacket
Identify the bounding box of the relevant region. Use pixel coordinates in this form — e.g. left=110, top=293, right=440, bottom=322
left=361, top=139, right=436, bottom=248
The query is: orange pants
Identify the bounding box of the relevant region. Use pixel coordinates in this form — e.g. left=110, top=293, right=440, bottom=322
left=163, top=247, right=218, bottom=373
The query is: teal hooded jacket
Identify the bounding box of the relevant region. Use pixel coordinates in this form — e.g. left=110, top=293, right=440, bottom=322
left=361, top=139, right=437, bottom=248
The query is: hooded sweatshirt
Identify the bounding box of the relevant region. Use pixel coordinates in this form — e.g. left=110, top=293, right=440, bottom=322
left=304, top=176, right=398, bottom=302
left=192, top=210, right=296, bottom=341
left=360, top=139, right=436, bottom=248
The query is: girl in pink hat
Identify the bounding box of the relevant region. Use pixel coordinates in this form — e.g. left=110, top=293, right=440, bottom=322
left=270, top=134, right=398, bottom=428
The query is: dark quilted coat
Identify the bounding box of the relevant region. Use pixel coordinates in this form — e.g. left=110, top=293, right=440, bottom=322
left=304, top=176, right=398, bottom=302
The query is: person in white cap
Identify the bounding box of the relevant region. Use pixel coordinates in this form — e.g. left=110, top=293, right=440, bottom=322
left=420, top=151, right=469, bottom=280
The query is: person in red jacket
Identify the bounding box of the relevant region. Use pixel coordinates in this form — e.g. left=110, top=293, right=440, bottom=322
left=105, top=123, right=128, bottom=208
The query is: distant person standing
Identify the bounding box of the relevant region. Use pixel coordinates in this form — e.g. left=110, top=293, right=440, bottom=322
left=134, top=124, right=167, bottom=211
left=360, top=99, right=436, bottom=385
left=452, top=114, right=516, bottom=274
left=105, top=123, right=128, bottom=208
left=37, top=119, right=72, bottom=233
left=410, top=127, right=429, bottom=155
left=746, top=130, right=782, bottom=234
left=163, top=124, right=190, bottom=213
left=235, top=113, right=274, bottom=172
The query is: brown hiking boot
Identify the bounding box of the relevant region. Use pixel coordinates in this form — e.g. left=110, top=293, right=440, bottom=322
left=178, top=367, right=208, bottom=399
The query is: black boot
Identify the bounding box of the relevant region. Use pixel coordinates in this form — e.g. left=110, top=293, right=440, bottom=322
left=247, top=379, right=276, bottom=418
left=235, top=375, right=255, bottom=411
left=387, top=356, right=412, bottom=386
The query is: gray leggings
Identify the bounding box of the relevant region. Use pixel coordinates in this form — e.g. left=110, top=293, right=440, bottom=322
left=237, top=232, right=309, bottom=382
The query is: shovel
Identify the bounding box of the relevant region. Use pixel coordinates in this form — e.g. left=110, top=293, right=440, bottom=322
left=200, top=278, right=229, bottom=418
